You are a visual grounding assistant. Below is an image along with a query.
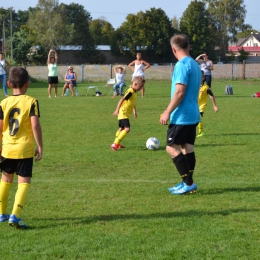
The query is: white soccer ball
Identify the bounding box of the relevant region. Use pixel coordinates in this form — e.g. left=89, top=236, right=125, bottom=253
left=146, top=137, right=160, bottom=150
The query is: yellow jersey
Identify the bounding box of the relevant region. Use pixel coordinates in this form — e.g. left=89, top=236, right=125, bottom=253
left=118, top=87, right=137, bottom=120
left=0, top=95, right=40, bottom=159
left=198, top=82, right=211, bottom=112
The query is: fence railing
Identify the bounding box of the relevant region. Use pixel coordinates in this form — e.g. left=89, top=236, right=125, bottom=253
left=25, top=63, right=260, bottom=82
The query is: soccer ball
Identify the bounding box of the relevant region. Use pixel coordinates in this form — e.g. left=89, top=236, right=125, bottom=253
left=146, top=137, right=160, bottom=150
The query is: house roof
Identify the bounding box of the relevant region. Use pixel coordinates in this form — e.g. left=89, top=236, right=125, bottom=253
left=237, top=33, right=260, bottom=46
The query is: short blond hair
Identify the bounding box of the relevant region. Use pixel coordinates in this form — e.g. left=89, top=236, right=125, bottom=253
left=133, top=76, right=146, bottom=85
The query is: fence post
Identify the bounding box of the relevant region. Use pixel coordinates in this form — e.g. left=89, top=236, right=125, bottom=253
left=242, top=60, right=245, bottom=80
left=81, top=64, right=85, bottom=82
left=110, top=64, right=112, bottom=79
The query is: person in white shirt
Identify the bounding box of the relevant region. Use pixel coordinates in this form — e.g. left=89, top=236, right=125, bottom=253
left=195, top=52, right=214, bottom=88
left=0, top=53, right=11, bottom=97
left=113, top=66, right=126, bottom=96
left=128, top=53, right=150, bottom=97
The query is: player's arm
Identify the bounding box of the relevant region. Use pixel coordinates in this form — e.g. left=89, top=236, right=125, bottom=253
left=54, top=50, right=58, bottom=63
left=73, top=72, right=77, bottom=81
left=128, top=61, right=135, bottom=71
left=195, top=54, right=204, bottom=62
left=122, top=66, right=126, bottom=74
left=5, top=59, right=11, bottom=72
left=133, top=106, right=137, bottom=118
left=47, top=49, right=52, bottom=65
left=160, top=83, right=186, bottom=125
left=208, top=60, right=214, bottom=70
left=142, top=60, right=150, bottom=70
left=207, top=89, right=218, bottom=112
left=31, top=116, right=43, bottom=162
left=0, top=119, right=3, bottom=156
left=112, top=97, right=125, bottom=117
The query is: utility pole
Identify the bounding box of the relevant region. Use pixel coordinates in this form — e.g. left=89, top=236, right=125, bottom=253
left=10, top=7, right=13, bottom=61
left=2, top=17, right=6, bottom=57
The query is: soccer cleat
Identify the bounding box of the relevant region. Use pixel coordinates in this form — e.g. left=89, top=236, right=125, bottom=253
left=110, top=143, right=119, bottom=151
left=117, top=144, right=126, bottom=149
left=8, top=214, right=27, bottom=229
left=0, top=214, right=10, bottom=222
left=170, top=182, right=197, bottom=195
left=197, top=132, right=204, bottom=137
left=168, top=182, right=183, bottom=192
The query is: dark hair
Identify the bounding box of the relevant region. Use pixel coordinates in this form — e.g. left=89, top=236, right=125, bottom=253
left=170, top=34, right=189, bottom=50
left=9, top=67, right=29, bottom=88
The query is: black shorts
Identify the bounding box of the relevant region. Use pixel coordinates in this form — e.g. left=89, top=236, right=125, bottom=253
left=48, top=76, right=59, bottom=84
left=0, top=157, right=33, bottom=177
left=118, top=119, right=130, bottom=128
left=167, top=124, right=197, bottom=146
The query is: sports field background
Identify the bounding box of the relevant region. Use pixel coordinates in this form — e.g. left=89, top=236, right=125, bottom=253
left=1, top=78, right=260, bottom=259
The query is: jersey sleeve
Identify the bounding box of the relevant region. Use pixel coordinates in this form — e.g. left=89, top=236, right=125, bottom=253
left=0, top=106, right=3, bottom=120
left=30, top=100, right=40, bottom=117
left=124, top=89, right=133, bottom=100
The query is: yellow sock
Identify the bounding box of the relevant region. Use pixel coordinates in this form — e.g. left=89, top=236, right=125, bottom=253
left=12, top=183, right=30, bottom=218
left=114, top=130, right=128, bottom=144
left=0, top=180, right=12, bottom=214
left=116, top=130, right=120, bottom=138
left=198, top=119, right=203, bottom=133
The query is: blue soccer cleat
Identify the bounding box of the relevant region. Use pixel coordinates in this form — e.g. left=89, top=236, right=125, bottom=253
left=0, top=214, right=10, bottom=222
left=168, top=182, right=183, bottom=192
left=8, top=214, right=27, bottom=229
left=170, top=182, right=197, bottom=195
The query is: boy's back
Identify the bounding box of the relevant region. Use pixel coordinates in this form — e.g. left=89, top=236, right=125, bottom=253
left=0, top=95, right=40, bottom=159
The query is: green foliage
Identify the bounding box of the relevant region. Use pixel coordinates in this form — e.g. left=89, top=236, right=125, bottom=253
left=180, top=1, right=216, bottom=59
left=204, top=0, right=246, bottom=58
left=1, top=79, right=260, bottom=259
left=238, top=47, right=250, bottom=62
left=89, top=19, right=115, bottom=45
left=118, top=8, right=174, bottom=62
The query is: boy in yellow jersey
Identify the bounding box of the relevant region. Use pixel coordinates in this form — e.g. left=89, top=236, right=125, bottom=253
left=0, top=67, right=43, bottom=228
left=197, top=71, right=218, bottom=137
left=110, top=76, right=145, bottom=151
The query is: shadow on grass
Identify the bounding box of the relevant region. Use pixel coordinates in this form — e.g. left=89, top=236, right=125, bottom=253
left=199, top=186, right=260, bottom=195
left=31, top=206, right=260, bottom=229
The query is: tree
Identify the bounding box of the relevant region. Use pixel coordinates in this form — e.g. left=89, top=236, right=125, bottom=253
left=238, top=47, right=249, bottom=62
left=117, top=8, right=174, bottom=62
left=12, top=28, right=32, bottom=64
left=236, top=24, right=258, bottom=39
left=171, top=15, right=180, bottom=32
left=89, top=18, right=115, bottom=45
left=203, top=0, right=246, bottom=59
left=27, top=0, right=66, bottom=50
left=180, top=1, right=216, bottom=59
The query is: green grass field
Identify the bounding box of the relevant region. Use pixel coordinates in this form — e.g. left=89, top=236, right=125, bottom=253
left=1, top=78, right=260, bottom=259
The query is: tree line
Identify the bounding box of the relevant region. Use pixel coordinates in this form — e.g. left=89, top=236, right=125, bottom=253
left=0, top=0, right=256, bottom=65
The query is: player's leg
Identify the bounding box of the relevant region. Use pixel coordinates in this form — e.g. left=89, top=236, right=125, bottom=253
left=8, top=158, right=33, bottom=229
left=197, top=112, right=204, bottom=137
left=62, top=83, right=68, bottom=96
left=119, top=83, right=126, bottom=96
left=141, top=86, right=145, bottom=97
left=54, top=83, right=58, bottom=97
left=48, top=84, right=52, bottom=98
left=0, top=171, right=14, bottom=222
left=111, top=120, right=130, bottom=150
left=69, top=83, right=75, bottom=96
left=2, top=74, right=8, bottom=96
left=167, top=125, right=197, bottom=194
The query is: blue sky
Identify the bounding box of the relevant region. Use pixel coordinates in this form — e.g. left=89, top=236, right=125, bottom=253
left=2, top=0, right=260, bottom=31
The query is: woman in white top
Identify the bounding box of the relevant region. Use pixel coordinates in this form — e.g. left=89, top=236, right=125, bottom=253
left=195, top=52, right=214, bottom=88
left=113, top=66, right=126, bottom=96
left=0, top=53, right=11, bottom=97
left=128, top=53, right=150, bottom=97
